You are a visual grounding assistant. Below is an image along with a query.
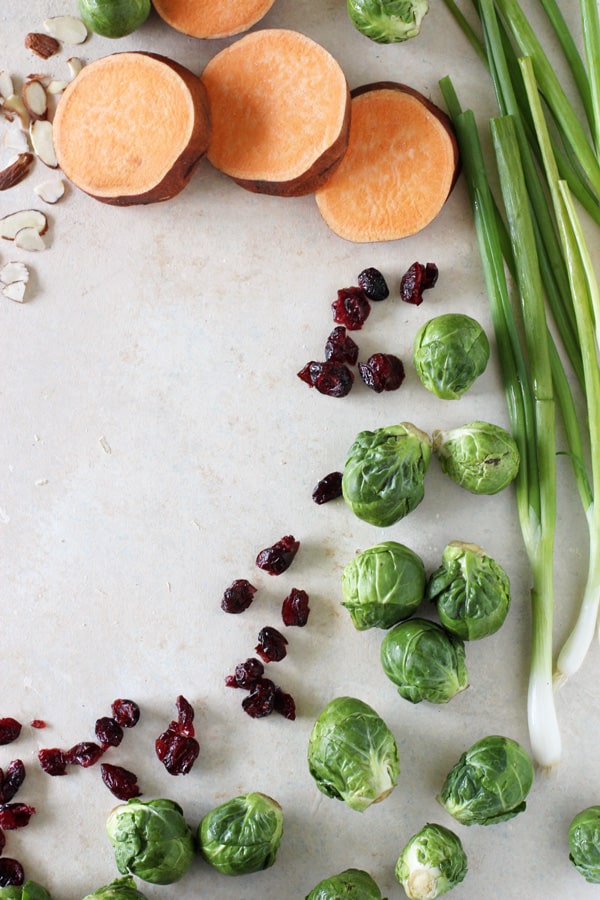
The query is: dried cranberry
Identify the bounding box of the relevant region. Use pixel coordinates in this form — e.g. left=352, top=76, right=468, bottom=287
left=358, top=353, right=405, bottom=393
left=282, top=588, right=310, bottom=627
left=0, top=805, right=35, bottom=830
left=38, top=748, right=67, bottom=776
left=226, top=657, right=265, bottom=689
left=298, top=360, right=354, bottom=398
left=0, top=761, right=25, bottom=804
left=111, top=699, right=140, bottom=728
left=101, top=763, right=142, bottom=801
left=256, top=535, right=300, bottom=575
left=324, top=326, right=359, bottom=365
left=155, top=728, right=199, bottom=776
left=332, top=286, right=371, bottom=330
left=312, top=471, right=343, bottom=505
left=0, top=719, right=21, bottom=747
left=255, top=626, right=288, bottom=663
left=29, top=720, right=46, bottom=729
left=175, top=695, right=195, bottom=738
left=273, top=687, right=296, bottom=720
left=221, top=579, right=257, bottom=614
left=0, top=858, right=24, bottom=886
left=95, top=717, right=124, bottom=749
left=65, top=741, right=104, bottom=768
left=400, top=261, right=439, bottom=305
left=358, top=267, right=389, bottom=301
left=241, top=679, right=276, bottom=718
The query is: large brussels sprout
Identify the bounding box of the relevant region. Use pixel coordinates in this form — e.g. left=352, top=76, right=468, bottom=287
left=198, top=792, right=283, bottom=876
left=347, top=0, right=429, bottom=44
left=395, top=822, right=468, bottom=899
left=82, top=877, right=149, bottom=899
left=341, top=541, right=426, bottom=630
left=432, top=421, right=520, bottom=494
left=77, top=0, right=151, bottom=38
left=380, top=618, right=468, bottom=704
left=106, top=798, right=195, bottom=885
left=306, top=867, right=385, bottom=899
left=437, top=735, right=534, bottom=826
left=0, top=884, right=52, bottom=900
left=568, top=806, right=600, bottom=882
left=307, top=696, right=399, bottom=812
left=426, top=541, right=511, bottom=640
left=413, top=313, right=490, bottom=399
left=342, top=422, right=431, bottom=527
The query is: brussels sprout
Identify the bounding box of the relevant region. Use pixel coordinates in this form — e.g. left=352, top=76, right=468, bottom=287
left=0, top=884, right=52, bottom=900
left=395, top=823, right=468, bottom=899
left=347, top=0, right=429, bottom=44
left=426, top=541, right=511, bottom=640
left=198, top=791, right=283, bottom=876
left=380, top=618, right=468, bottom=704
left=307, top=696, right=399, bottom=812
left=568, top=805, right=600, bottom=882
left=341, top=541, right=426, bottom=630
left=432, top=421, right=520, bottom=494
left=306, top=867, right=386, bottom=899
left=342, top=422, right=431, bottom=527
left=77, top=0, right=151, bottom=38
left=413, top=313, right=490, bottom=400
left=106, top=798, right=195, bottom=885
left=437, top=735, right=534, bottom=826
left=82, top=876, right=149, bottom=899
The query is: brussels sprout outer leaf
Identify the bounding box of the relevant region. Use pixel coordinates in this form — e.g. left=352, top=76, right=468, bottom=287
left=198, top=792, right=283, bottom=875
left=432, top=421, right=520, bottom=495
left=413, top=313, right=490, bottom=399
left=81, top=876, right=150, bottom=899
left=341, top=540, right=426, bottom=630
left=77, top=0, right=151, bottom=38
left=0, top=885, right=52, bottom=900
left=437, top=735, right=534, bottom=825
left=305, top=867, right=385, bottom=899
left=568, top=806, right=600, bottom=882
left=380, top=618, right=468, bottom=703
left=347, top=0, right=429, bottom=44
left=307, top=696, right=399, bottom=811
left=395, top=823, right=468, bottom=899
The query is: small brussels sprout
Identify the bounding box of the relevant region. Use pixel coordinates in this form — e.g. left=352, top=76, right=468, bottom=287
left=380, top=618, right=468, bottom=704
left=341, top=540, right=426, bottom=630
left=306, top=867, right=386, bottom=899
left=308, top=696, right=399, bottom=812
left=568, top=805, right=600, bottom=882
left=426, top=541, right=511, bottom=640
left=198, top=791, right=283, bottom=875
left=395, top=823, right=468, bottom=899
left=342, top=422, right=431, bottom=527
left=0, top=884, right=52, bottom=900
left=437, top=735, right=534, bottom=826
left=106, top=798, right=195, bottom=885
left=347, top=0, right=429, bottom=44
left=432, top=421, right=520, bottom=494
left=82, top=876, right=149, bottom=899
left=77, top=0, right=151, bottom=38
left=413, top=313, right=490, bottom=400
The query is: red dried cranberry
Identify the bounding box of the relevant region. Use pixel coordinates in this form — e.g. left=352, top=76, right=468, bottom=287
left=324, top=326, right=359, bottom=365
left=101, top=763, right=142, bottom=801
left=400, top=261, right=439, bottom=305
left=255, top=626, right=288, bottom=663
left=241, top=679, right=276, bottom=718
left=155, top=728, right=199, bottom=776
left=282, top=588, right=310, bottom=627
left=0, top=805, right=35, bottom=830
left=312, top=471, right=343, bottom=505
left=0, top=719, right=21, bottom=747
left=111, top=699, right=140, bottom=728
left=298, top=360, right=354, bottom=398
left=65, top=741, right=104, bottom=768
left=95, top=717, right=124, bottom=749
left=226, top=658, right=265, bottom=689
left=38, top=748, right=68, bottom=776
left=358, top=353, right=405, bottom=393
left=358, top=267, right=389, bottom=301
left=273, top=687, right=296, bottom=720
left=29, top=720, right=46, bottom=729
left=256, top=535, right=300, bottom=575
left=0, top=761, right=25, bottom=804
left=175, top=695, right=195, bottom=738
left=0, top=858, right=24, bottom=886
left=221, top=579, right=257, bottom=614
left=332, top=286, right=371, bottom=330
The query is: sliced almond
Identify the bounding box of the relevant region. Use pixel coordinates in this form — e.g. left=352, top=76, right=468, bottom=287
left=0, top=153, right=35, bottom=191
left=1, top=94, right=30, bottom=129
left=0, top=71, right=14, bottom=100
left=14, top=226, right=46, bottom=251
left=0, top=260, right=30, bottom=285
left=25, top=32, right=60, bottom=60
left=2, top=124, right=31, bottom=153
left=22, top=79, right=48, bottom=120
left=46, top=79, right=68, bottom=95
left=0, top=209, right=48, bottom=240
left=67, top=57, right=84, bottom=80
left=34, top=178, right=65, bottom=204
left=2, top=280, right=28, bottom=302
left=30, top=119, right=57, bottom=168
left=43, top=16, right=88, bottom=45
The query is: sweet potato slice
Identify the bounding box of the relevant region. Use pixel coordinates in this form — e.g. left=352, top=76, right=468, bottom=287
left=152, top=0, right=276, bottom=39
left=201, top=29, right=351, bottom=197
left=315, top=82, right=459, bottom=242
left=53, top=52, right=211, bottom=205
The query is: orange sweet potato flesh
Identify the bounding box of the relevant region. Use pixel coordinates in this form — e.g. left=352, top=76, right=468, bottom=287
left=53, top=52, right=211, bottom=206
left=315, top=82, right=460, bottom=242
left=152, top=0, right=276, bottom=39
left=201, top=29, right=351, bottom=197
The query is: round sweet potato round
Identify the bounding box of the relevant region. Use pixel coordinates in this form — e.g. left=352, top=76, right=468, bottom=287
left=152, top=0, right=276, bottom=39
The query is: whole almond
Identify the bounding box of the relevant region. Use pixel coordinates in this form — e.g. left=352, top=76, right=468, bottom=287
left=25, top=32, right=60, bottom=60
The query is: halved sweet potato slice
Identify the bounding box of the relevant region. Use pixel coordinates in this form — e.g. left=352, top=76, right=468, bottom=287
left=201, top=29, right=351, bottom=197
left=315, top=82, right=459, bottom=242
left=53, top=52, right=211, bottom=205
left=152, top=0, right=276, bottom=39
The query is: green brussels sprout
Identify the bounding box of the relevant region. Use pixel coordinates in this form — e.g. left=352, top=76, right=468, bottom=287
left=342, top=422, right=431, bottom=527
left=82, top=876, right=149, bottom=899
left=198, top=791, right=283, bottom=876
left=426, top=541, right=511, bottom=640
left=347, top=0, right=429, bottom=44
left=77, top=0, right=151, bottom=38
left=341, top=540, right=426, bottom=630
left=413, top=313, right=490, bottom=399
left=0, top=884, right=52, bottom=900
left=432, top=421, right=520, bottom=494
left=437, top=735, right=534, bottom=826
left=395, top=823, right=468, bottom=899
left=308, top=696, right=399, bottom=812
left=306, top=867, right=386, bottom=899
left=380, top=618, right=468, bottom=704
left=568, top=805, right=600, bottom=882
left=106, top=798, right=195, bottom=885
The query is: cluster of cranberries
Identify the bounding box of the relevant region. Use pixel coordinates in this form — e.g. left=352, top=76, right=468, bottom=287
left=0, top=719, right=35, bottom=886
left=155, top=695, right=200, bottom=777
left=222, top=536, right=308, bottom=720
